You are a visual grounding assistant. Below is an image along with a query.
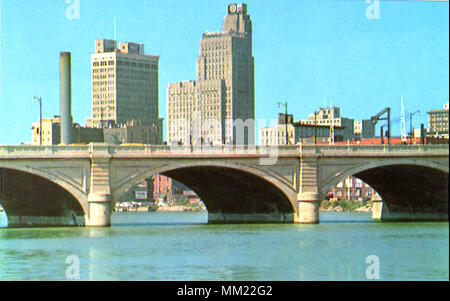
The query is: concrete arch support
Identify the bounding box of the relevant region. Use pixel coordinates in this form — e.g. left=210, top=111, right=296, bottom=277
left=86, top=144, right=112, bottom=227
left=296, top=192, right=320, bottom=224
left=296, top=155, right=320, bottom=224
left=86, top=192, right=112, bottom=227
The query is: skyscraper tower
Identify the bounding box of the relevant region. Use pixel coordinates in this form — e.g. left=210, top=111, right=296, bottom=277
left=168, top=3, right=255, bottom=145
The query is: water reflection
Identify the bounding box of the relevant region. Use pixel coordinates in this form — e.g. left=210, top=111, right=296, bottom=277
left=320, top=211, right=374, bottom=224
left=0, top=212, right=447, bottom=280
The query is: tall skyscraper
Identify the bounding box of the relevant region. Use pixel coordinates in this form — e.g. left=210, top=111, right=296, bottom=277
left=168, top=3, right=255, bottom=145
left=87, top=39, right=160, bottom=129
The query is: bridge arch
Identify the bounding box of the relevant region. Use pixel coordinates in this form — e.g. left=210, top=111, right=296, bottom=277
left=319, top=158, right=449, bottom=198
left=319, top=158, right=448, bottom=219
left=0, top=166, right=87, bottom=227
left=111, top=161, right=297, bottom=223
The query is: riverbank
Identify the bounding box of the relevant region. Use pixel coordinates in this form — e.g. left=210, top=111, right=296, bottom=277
left=319, top=200, right=373, bottom=212
left=114, top=205, right=206, bottom=212
left=116, top=202, right=371, bottom=213
left=156, top=205, right=206, bottom=212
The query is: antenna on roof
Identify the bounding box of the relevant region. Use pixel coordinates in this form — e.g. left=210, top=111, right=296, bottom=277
left=400, top=95, right=407, bottom=143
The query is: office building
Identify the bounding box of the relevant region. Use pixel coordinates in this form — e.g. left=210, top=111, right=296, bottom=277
left=31, top=116, right=103, bottom=145
left=87, top=39, right=159, bottom=129
left=353, top=120, right=376, bottom=140
left=301, top=107, right=355, bottom=141
left=260, top=113, right=342, bottom=145
left=103, top=119, right=163, bottom=145
left=428, top=102, right=449, bottom=138
left=260, top=107, right=375, bottom=145
left=168, top=3, right=255, bottom=145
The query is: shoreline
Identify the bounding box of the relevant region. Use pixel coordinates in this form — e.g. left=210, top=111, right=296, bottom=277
left=156, top=205, right=206, bottom=212
left=319, top=207, right=373, bottom=213
left=115, top=206, right=372, bottom=213
left=114, top=205, right=206, bottom=213
left=115, top=199, right=374, bottom=213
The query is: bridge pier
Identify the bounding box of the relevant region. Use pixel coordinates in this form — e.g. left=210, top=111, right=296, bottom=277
left=371, top=197, right=448, bottom=222
left=371, top=194, right=385, bottom=221
left=296, top=192, right=320, bottom=224
left=86, top=144, right=113, bottom=227
left=85, top=193, right=112, bottom=227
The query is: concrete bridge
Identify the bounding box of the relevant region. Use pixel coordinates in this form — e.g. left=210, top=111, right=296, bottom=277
left=0, top=143, right=448, bottom=227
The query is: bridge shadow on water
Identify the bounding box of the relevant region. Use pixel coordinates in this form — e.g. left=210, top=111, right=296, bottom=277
left=110, top=211, right=378, bottom=227
left=112, top=221, right=208, bottom=228
left=319, top=219, right=376, bottom=225
left=111, top=211, right=208, bottom=228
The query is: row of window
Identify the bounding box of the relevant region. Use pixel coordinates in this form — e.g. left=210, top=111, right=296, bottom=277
left=168, top=111, right=221, bottom=121
left=334, top=189, right=371, bottom=198
left=117, top=74, right=155, bottom=81
left=93, top=93, right=115, bottom=99
left=93, top=74, right=115, bottom=79
left=93, top=113, right=114, bottom=119
left=93, top=80, right=115, bottom=86
left=93, top=100, right=115, bottom=105
left=117, top=61, right=156, bottom=69
left=93, top=87, right=115, bottom=92
left=92, top=60, right=157, bottom=69
left=93, top=68, right=115, bottom=73
left=429, top=117, right=449, bottom=121
left=93, top=61, right=115, bottom=67
left=168, top=105, right=221, bottom=112
left=169, top=98, right=221, bottom=106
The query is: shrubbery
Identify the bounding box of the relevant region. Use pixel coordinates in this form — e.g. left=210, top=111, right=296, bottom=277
left=320, top=199, right=372, bottom=212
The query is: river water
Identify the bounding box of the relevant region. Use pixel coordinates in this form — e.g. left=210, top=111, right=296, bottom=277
left=0, top=211, right=448, bottom=281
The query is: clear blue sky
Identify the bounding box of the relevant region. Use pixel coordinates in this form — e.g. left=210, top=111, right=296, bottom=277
left=0, top=0, right=448, bottom=145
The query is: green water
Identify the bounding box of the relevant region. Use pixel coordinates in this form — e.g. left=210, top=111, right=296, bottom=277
left=0, top=211, right=448, bottom=281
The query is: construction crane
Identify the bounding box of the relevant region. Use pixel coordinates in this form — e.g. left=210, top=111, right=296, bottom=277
left=371, top=107, right=391, bottom=145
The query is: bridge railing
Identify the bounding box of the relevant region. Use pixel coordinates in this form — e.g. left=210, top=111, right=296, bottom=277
left=0, top=143, right=448, bottom=158
left=87, top=143, right=450, bottom=157
left=108, top=144, right=301, bottom=156
left=0, top=145, right=91, bottom=157
left=301, top=144, right=449, bottom=156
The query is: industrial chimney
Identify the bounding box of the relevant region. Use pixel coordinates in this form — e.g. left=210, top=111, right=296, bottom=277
left=60, top=52, right=73, bottom=145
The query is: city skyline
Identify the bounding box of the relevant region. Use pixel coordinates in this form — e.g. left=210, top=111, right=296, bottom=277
left=0, top=0, right=448, bottom=145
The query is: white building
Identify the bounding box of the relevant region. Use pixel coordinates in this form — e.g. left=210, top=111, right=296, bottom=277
left=87, top=39, right=160, bottom=129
